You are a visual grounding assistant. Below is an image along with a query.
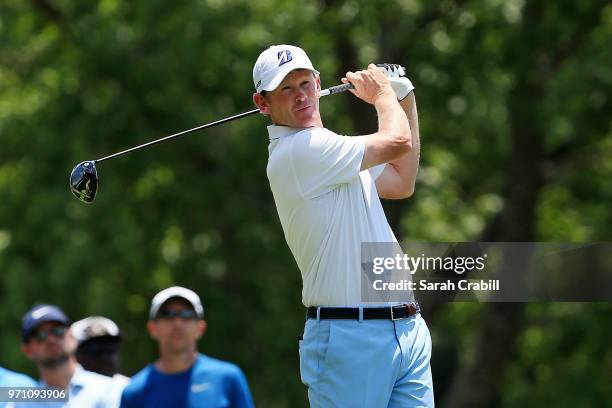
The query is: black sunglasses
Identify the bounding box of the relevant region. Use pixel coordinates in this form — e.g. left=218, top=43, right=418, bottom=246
left=157, top=309, right=198, bottom=320
left=31, top=326, right=67, bottom=342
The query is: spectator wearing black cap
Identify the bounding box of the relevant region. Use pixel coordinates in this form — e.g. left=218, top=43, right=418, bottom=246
left=20, top=304, right=121, bottom=407
left=71, top=316, right=130, bottom=389
left=120, top=286, right=254, bottom=408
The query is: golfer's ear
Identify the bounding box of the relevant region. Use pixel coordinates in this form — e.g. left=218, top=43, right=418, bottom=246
left=253, top=93, right=271, bottom=115
left=312, top=75, right=321, bottom=99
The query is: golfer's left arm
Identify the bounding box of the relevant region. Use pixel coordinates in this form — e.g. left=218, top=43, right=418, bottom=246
left=376, top=92, right=420, bottom=199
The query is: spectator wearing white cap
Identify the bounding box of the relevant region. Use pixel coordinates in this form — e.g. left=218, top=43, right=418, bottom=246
left=71, top=316, right=130, bottom=390
left=120, top=286, right=254, bottom=408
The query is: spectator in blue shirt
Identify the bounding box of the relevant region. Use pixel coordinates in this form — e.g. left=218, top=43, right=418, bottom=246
left=0, top=365, right=37, bottom=387
left=19, top=304, right=121, bottom=407
left=120, top=286, right=254, bottom=408
left=0, top=366, right=37, bottom=408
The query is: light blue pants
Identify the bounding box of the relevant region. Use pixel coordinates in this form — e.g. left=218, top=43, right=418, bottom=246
left=299, top=312, right=434, bottom=407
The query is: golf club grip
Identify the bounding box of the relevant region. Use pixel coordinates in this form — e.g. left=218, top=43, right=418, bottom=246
left=320, top=82, right=354, bottom=96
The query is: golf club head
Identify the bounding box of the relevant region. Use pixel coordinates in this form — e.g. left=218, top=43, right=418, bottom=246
left=70, top=161, right=98, bottom=203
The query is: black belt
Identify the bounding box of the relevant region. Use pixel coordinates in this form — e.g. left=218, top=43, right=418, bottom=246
left=307, top=302, right=420, bottom=320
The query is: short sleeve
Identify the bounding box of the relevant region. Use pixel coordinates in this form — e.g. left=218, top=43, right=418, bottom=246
left=369, top=164, right=386, bottom=180
left=289, top=128, right=365, bottom=199
left=119, top=380, right=139, bottom=408
left=230, top=367, right=255, bottom=408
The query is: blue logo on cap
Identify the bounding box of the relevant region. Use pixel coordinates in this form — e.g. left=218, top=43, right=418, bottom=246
left=277, top=50, right=293, bottom=67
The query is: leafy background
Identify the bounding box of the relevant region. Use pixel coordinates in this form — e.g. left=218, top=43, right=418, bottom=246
left=1, top=0, right=611, bottom=406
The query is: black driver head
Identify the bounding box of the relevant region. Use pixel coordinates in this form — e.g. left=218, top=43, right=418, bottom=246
left=70, top=161, right=98, bottom=203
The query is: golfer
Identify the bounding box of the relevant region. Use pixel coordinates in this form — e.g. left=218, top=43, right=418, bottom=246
left=252, top=45, right=433, bottom=407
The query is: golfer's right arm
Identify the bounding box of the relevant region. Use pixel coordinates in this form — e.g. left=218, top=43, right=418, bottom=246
left=342, top=64, right=412, bottom=171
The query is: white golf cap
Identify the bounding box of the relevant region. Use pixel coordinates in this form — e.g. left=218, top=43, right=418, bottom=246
left=253, top=44, right=319, bottom=93
left=71, top=316, right=121, bottom=345
left=149, top=286, right=204, bottom=319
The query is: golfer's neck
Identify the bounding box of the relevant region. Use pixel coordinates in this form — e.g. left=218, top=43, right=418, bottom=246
left=272, top=118, right=324, bottom=129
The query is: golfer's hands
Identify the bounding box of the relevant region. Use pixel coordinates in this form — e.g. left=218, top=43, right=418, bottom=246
left=342, top=64, right=396, bottom=105
left=376, top=64, right=414, bottom=101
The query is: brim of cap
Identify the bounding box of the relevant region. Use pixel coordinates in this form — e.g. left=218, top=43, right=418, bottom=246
left=261, top=66, right=320, bottom=92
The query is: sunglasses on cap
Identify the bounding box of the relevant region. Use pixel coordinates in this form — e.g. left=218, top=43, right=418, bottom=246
left=156, top=309, right=199, bottom=320
left=31, top=326, right=67, bottom=342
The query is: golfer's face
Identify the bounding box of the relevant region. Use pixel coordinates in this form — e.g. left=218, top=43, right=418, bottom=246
left=266, top=69, right=321, bottom=128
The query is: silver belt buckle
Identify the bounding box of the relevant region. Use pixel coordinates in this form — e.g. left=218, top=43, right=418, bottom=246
left=391, top=305, right=402, bottom=321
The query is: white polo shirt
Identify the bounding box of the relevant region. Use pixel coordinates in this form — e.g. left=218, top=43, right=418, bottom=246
left=267, top=125, right=397, bottom=306
left=32, top=364, right=123, bottom=408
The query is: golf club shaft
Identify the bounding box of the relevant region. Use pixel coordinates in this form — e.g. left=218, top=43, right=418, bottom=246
left=94, top=82, right=354, bottom=164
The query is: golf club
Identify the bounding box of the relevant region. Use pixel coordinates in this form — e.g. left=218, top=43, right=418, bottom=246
left=69, top=82, right=354, bottom=203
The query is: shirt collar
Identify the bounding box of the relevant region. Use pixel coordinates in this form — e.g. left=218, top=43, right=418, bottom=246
left=38, top=364, right=85, bottom=393
left=268, top=125, right=323, bottom=141
left=69, top=364, right=87, bottom=388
